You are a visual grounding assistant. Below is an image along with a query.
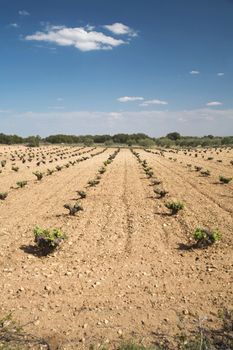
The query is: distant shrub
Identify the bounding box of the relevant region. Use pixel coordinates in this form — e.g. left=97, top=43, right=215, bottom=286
left=194, top=166, right=202, bottom=172
left=1, top=160, right=6, bottom=167
left=193, top=227, right=221, bottom=248
left=165, top=201, right=184, bottom=215
left=56, top=165, right=63, bottom=171
left=12, top=166, right=19, bottom=172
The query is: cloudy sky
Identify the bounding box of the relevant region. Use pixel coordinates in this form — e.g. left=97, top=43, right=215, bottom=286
left=0, top=0, right=233, bottom=137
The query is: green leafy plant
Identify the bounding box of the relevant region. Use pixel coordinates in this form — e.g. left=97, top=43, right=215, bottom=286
left=16, top=181, right=27, bottom=188
left=0, top=192, right=8, bottom=200
left=34, top=226, right=65, bottom=253
left=64, top=202, right=83, bottom=215
left=193, top=227, right=221, bottom=248
left=165, top=201, right=184, bottom=215
left=219, top=175, right=232, bottom=184
left=33, top=171, right=43, bottom=181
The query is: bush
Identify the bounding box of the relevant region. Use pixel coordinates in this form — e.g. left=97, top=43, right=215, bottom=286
left=0, top=192, right=8, bottom=200
left=219, top=176, right=232, bottom=184
left=16, top=181, right=27, bottom=188
left=193, top=228, right=221, bottom=248
left=64, top=202, right=83, bottom=215
left=1, top=160, right=6, bottom=167
left=34, top=226, right=65, bottom=253
left=11, top=166, right=19, bottom=172
left=165, top=201, right=184, bottom=215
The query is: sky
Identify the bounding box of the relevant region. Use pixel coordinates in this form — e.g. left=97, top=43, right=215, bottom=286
left=0, top=0, right=233, bottom=137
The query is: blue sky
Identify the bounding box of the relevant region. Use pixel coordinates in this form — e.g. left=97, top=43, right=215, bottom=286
left=0, top=0, right=233, bottom=136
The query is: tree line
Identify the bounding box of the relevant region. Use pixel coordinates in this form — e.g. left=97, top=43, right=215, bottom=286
left=0, top=132, right=232, bottom=147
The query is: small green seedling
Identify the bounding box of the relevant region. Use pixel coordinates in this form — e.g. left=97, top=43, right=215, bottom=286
left=193, top=227, right=221, bottom=248
left=165, top=201, right=184, bottom=215
left=64, top=202, right=83, bottom=215
left=16, top=181, right=27, bottom=188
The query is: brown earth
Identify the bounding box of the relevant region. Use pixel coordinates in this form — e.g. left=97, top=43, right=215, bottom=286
left=0, top=146, right=232, bottom=349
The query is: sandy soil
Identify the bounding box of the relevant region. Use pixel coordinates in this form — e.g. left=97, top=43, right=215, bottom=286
left=0, top=146, right=232, bottom=349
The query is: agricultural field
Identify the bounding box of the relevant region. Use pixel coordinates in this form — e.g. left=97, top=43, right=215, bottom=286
left=0, top=145, right=232, bottom=349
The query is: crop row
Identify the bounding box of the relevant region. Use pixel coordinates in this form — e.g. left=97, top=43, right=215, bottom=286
left=131, top=149, right=221, bottom=249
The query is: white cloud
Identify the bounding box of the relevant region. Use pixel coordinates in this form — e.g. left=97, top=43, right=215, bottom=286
left=117, top=96, right=144, bottom=102
left=206, top=101, right=222, bottom=106
left=140, top=99, right=168, bottom=106
left=2, top=108, right=232, bottom=137
left=104, top=23, right=137, bottom=37
left=25, top=25, right=128, bottom=51
left=217, top=72, right=224, bottom=76
left=190, top=70, right=200, bottom=75
left=9, top=23, right=19, bottom=28
left=19, top=10, right=30, bottom=16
